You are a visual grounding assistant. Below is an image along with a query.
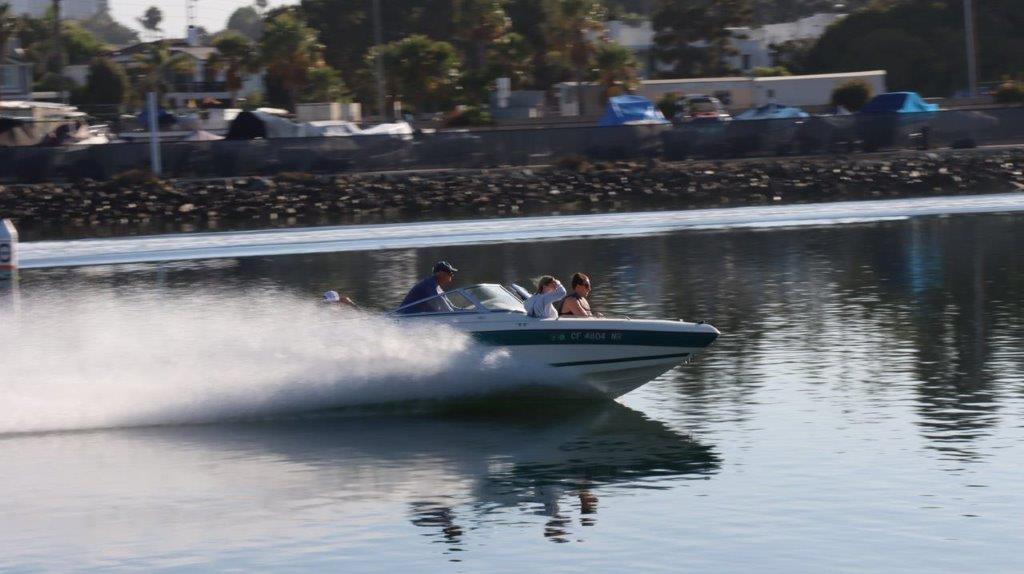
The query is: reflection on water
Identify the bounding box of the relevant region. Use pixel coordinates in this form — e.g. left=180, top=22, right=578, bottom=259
left=4, top=212, right=1024, bottom=570
left=0, top=402, right=717, bottom=568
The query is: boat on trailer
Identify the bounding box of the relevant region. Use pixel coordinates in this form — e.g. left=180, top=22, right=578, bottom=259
left=392, top=284, right=719, bottom=398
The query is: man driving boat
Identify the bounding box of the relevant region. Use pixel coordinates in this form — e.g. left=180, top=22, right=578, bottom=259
left=396, top=260, right=458, bottom=314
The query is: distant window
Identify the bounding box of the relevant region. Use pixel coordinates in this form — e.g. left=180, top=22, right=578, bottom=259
left=742, top=54, right=751, bottom=70
left=714, top=91, right=732, bottom=105
left=767, top=89, right=776, bottom=98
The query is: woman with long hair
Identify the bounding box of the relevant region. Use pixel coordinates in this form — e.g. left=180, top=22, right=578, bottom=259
left=524, top=276, right=567, bottom=319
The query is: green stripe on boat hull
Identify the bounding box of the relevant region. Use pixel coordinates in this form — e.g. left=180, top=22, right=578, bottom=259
left=550, top=352, right=691, bottom=367
left=471, top=329, right=717, bottom=348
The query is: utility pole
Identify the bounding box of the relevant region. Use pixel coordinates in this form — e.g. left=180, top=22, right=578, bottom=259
left=963, top=0, right=978, bottom=97
left=52, top=0, right=66, bottom=103
left=147, top=92, right=163, bottom=177
left=187, top=0, right=197, bottom=29
left=372, top=0, right=387, bottom=120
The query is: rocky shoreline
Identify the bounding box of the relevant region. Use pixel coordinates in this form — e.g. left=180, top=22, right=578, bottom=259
left=2, top=147, right=1023, bottom=240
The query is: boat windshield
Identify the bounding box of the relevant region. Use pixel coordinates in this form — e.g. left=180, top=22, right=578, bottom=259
left=394, top=284, right=525, bottom=315
left=463, top=284, right=525, bottom=312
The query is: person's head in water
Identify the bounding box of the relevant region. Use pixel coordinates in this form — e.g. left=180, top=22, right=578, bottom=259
left=571, top=273, right=592, bottom=297
left=536, top=275, right=559, bottom=294
left=432, top=261, right=457, bottom=287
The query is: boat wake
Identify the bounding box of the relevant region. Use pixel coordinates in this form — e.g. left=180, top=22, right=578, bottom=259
left=0, top=288, right=560, bottom=434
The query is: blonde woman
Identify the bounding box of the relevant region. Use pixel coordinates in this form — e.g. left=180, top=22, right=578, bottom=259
left=524, top=276, right=567, bottom=319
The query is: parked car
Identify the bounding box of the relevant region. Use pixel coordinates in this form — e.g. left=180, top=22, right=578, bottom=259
left=674, top=95, right=732, bottom=124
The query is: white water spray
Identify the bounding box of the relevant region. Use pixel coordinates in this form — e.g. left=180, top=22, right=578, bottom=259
left=0, top=288, right=538, bottom=434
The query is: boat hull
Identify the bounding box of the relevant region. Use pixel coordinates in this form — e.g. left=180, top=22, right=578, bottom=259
left=398, top=315, right=719, bottom=398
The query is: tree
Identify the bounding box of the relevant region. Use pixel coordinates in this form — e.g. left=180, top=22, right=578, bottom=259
left=802, top=0, right=1024, bottom=96
left=81, top=56, right=128, bottom=105
left=0, top=3, right=17, bottom=104
left=298, top=0, right=458, bottom=93
left=484, top=31, right=534, bottom=89
left=592, top=40, right=638, bottom=100
left=769, top=38, right=813, bottom=73
left=81, top=4, right=139, bottom=45
left=505, top=0, right=558, bottom=87
left=652, top=0, right=752, bottom=77
left=61, top=21, right=105, bottom=65
left=300, top=66, right=349, bottom=103
left=137, top=6, right=163, bottom=39
left=207, top=32, right=258, bottom=106
left=543, top=0, right=605, bottom=114
left=259, top=11, right=321, bottom=110
left=132, top=42, right=194, bottom=103
left=371, top=34, right=460, bottom=113
left=227, top=6, right=263, bottom=41
left=453, top=0, right=510, bottom=72
left=6, top=10, right=105, bottom=95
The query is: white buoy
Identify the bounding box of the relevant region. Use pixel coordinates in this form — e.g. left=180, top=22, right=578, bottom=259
left=0, top=218, right=18, bottom=280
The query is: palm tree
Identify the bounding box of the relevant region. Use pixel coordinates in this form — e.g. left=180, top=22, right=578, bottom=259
left=543, top=0, right=605, bottom=115
left=453, top=0, right=510, bottom=72
left=0, top=3, right=18, bottom=105
left=259, top=11, right=320, bottom=110
left=206, top=32, right=257, bottom=107
left=136, top=6, right=163, bottom=41
left=132, top=41, right=194, bottom=104
left=593, top=41, right=638, bottom=101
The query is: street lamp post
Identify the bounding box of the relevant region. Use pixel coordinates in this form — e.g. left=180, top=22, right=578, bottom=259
left=372, top=0, right=387, bottom=120
left=963, top=0, right=978, bottom=97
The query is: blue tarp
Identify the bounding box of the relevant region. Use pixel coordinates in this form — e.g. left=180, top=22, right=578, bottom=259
left=137, top=107, right=178, bottom=128
left=598, top=95, right=669, bottom=126
left=734, top=103, right=809, bottom=121
left=859, top=92, right=939, bottom=114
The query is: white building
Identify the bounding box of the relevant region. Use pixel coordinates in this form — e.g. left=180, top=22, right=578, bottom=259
left=1, top=40, right=33, bottom=102
left=750, top=71, right=887, bottom=109
left=560, top=70, right=887, bottom=116
left=637, top=70, right=887, bottom=112
left=726, top=13, right=847, bottom=73
left=604, top=12, right=848, bottom=77
left=7, top=0, right=103, bottom=20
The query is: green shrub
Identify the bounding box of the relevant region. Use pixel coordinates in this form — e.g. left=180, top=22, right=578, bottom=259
left=831, top=80, right=872, bottom=111
left=111, top=169, right=161, bottom=187
left=276, top=171, right=315, bottom=184
left=994, top=81, right=1024, bottom=104
left=555, top=155, right=592, bottom=173
left=752, top=66, right=792, bottom=77
left=656, top=92, right=680, bottom=119
left=443, top=106, right=494, bottom=128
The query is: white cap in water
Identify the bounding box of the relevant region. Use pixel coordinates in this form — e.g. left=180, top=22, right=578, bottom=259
left=323, top=290, right=341, bottom=303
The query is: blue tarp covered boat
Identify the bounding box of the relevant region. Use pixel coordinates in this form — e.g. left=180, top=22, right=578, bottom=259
left=734, top=103, right=809, bottom=121
left=598, top=95, right=669, bottom=126
left=859, top=92, right=939, bottom=114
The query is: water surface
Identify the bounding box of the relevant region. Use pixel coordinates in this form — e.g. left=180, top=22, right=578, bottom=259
left=2, top=209, right=1023, bottom=572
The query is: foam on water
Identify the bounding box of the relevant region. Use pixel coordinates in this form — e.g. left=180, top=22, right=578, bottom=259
left=0, top=288, right=542, bottom=434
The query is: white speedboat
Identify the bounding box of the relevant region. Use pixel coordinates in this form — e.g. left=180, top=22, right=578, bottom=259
left=392, top=284, right=719, bottom=398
